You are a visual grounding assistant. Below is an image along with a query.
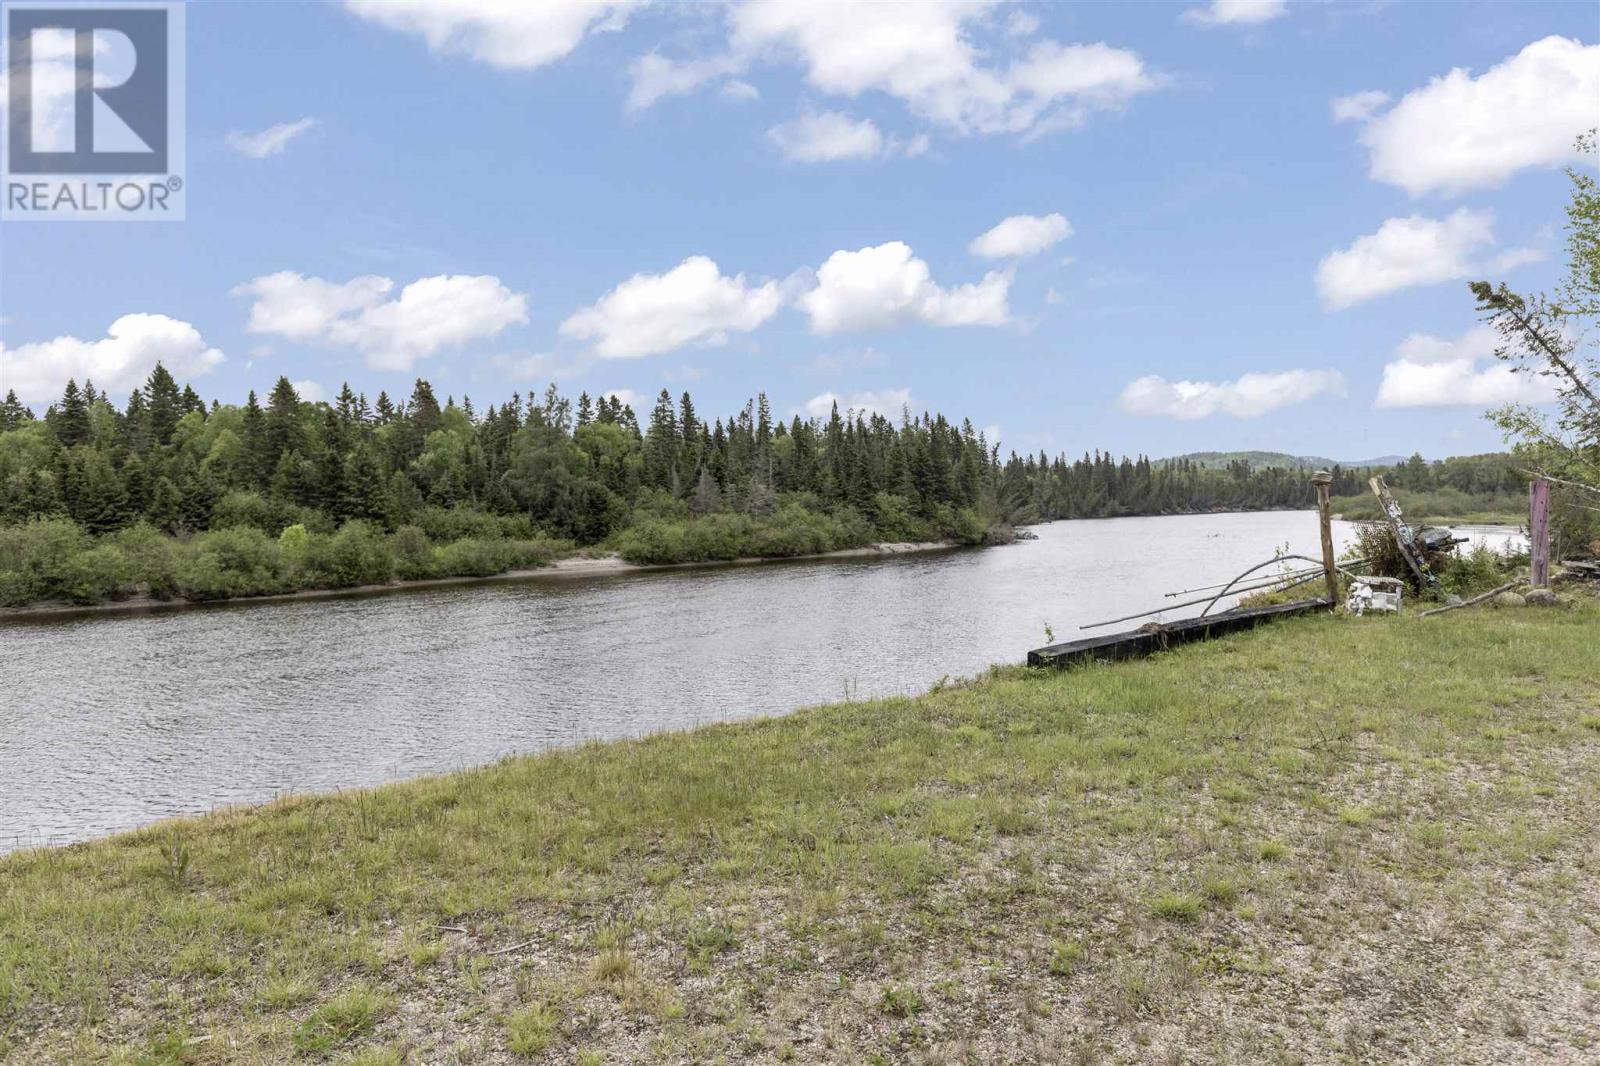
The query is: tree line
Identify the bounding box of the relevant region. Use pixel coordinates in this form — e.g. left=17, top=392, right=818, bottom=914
left=0, top=368, right=1525, bottom=606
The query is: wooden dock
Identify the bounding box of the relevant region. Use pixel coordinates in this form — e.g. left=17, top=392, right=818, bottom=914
left=1027, top=598, right=1330, bottom=668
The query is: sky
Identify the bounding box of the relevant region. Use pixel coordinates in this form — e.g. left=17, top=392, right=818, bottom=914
left=1, top=0, right=1596, bottom=463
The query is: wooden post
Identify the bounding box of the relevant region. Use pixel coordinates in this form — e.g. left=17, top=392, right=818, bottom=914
left=1529, top=477, right=1551, bottom=588
left=1312, top=470, right=1338, bottom=607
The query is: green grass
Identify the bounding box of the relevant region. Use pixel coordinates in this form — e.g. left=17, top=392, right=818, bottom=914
left=2, top=599, right=1598, bottom=1063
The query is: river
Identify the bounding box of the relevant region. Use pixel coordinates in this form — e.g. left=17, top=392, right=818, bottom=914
left=0, top=512, right=1524, bottom=851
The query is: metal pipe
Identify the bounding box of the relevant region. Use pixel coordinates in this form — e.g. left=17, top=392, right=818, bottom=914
left=1163, top=558, right=1368, bottom=598
left=1080, top=570, right=1324, bottom=630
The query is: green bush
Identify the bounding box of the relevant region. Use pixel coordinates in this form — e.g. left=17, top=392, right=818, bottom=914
left=175, top=526, right=291, bottom=600
left=430, top=536, right=553, bottom=578
left=871, top=493, right=933, bottom=542
left=683, top=513, right=754, bottom=561
left=414, top=506, right=540, bottom=544
left=309, top=521, right=395, bottom=588
left=109, top=523, right=181, bottom=599
left=389, top=526, right=437, bottom=580
left=1438, top=543, right=1517, bottom=596
left=0, top=517, right=95, bottom=605
left=748, top=503, right=837, bottom=557
left=614, top=519, right=689, bottom=565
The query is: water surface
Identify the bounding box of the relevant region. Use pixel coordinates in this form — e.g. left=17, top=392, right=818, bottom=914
left=0, top=512, right=1523, bottom=850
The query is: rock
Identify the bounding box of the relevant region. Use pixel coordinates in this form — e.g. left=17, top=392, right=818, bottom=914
left=1524, top=588, right=1559, bottom=607
left=1014, top=528, right=1039, bottom=541
left=1444, top=594, right=1464, bottom=607
left=1494, top=591, right=1527, bottom=608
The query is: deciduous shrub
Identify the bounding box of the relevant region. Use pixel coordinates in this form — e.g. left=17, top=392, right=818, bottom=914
left=389, top=526, right=436, bottom=580
left=175, top=526, right=291, bottom=600
left=310, top=521, right=395, bottom=588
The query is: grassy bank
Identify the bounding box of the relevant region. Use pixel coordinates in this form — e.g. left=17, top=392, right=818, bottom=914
left=1328, top=487, right=1527, bottom=528
left=3, top=601, right=1598, bottom=1064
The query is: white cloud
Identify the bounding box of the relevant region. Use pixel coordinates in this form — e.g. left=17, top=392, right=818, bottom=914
left=801, top=387, right=913, bottom=420
left=721, top=79, right=760, bottom=102
left=485, top=353, right=556, bottom=380
left=969, top=212, right=1072, bottom=259
left=1119, top=369, right=1344, bottom=419
left=627, top=52, right=746, bottom=112
left=226, top=117, right=317, bottom=158
left=799, top=241, right=1011, bottom=334
left=1374, top=326, right=1555, bottom=408
left=1329, top=90, right=1388, bottom=124
left=599, top=388, right=645, bottom=410
left=344, top=0, right=637, bottom=70
left=767, top=111, right=886, bottom=162
left=1349, top=36, right=1600, bottom=196
left=560, top=256, right=783, bottom=358
left=0, top=314, right=224, bottom=403
left=292, top=379, right=326, bottom=403
left=1181, top=0, right=1287, bottom=26
left=1315, top=209, right=1537, bottom=310
left=630, top=3, right=1157, bottom=139
left=234, top=271, right=528, bottom=370
left=1005, top=11, right=1040, bottom=38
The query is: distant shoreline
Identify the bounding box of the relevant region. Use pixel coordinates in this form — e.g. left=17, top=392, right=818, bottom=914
left=0, top=541, right=959, bottom=622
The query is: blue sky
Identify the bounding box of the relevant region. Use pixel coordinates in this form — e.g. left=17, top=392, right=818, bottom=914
left=1, top=0, right=1596, bottom=462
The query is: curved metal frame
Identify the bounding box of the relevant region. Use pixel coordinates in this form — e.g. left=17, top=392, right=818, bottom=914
left=1196, top=554, right=1358, bottom=618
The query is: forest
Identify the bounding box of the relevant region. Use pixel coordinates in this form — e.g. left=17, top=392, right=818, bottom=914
left=0, top=369, right=1523, bottom=607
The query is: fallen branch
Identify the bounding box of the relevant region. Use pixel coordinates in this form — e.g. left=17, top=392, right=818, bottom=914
left=1418, top=580, right=1526, bottom=618
left=486, top=938, right=538, bottom=956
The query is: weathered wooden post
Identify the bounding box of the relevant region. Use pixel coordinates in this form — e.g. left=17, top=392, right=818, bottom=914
left=1529, top=477, right=1551, bottom=588
left=1312, top=470, right=1338, bottom=608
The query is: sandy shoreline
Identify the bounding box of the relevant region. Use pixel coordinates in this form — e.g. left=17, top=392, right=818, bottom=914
left=0, top=541, right=959, bottom=622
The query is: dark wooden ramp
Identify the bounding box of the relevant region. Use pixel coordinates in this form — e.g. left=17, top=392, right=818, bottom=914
left=1028, top=598, right=1330, bottom=668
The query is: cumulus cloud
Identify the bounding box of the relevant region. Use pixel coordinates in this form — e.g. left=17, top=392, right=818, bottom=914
left=599, top=388, right=645, bottom=411
left=291, top=379, right=327, bottom=403
left=1315, top=209, right=1538, bottom=310
left=969, top=213, right=1072, bottom=259
left=1346, top=36, right=1599, bottom=196
left=0, top=314, right=224, bottom=403
left=1119, top=369, right=1344, bottom=419
left=767, top=111, right=890, bottom=162
left=1374, top=326, right=1555, bottom=408
left=1329, top=90, right=1388, bottom=124
left=799, top=241, right=1011, bottom=334
left=631, top=2, right=1157, bottom=139
left=234, top=271, right=528, bottom=370
left=560, top=256, right=783, bottom=358
left=1181, top=0, right=1286, bottom=26
left=344, top=0, right=636, bottom=70
left=226, top=117, right=317, bottom=158
left=627, top=52, right=747, bottom=112
left=801, top=387, right=913, bottom=420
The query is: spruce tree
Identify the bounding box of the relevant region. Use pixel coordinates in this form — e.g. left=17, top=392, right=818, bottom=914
left=54, top=380, right=91, bottom=447
left=144, top=363, right=183, bottom=445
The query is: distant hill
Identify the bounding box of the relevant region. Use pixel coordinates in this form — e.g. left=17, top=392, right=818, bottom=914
left=1168, top=451, right=1412, bottom=471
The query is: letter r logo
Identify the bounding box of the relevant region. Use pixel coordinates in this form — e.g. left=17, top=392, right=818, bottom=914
left=6, top=7, right=169, bottom=174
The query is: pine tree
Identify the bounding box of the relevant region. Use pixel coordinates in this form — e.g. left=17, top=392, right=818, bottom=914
left=54, top=379, right=90, bottom=447
left=264, top=377, right=302, bottom=468
left=144, top=363, right=183, bottom=445
left=0, top=390, right=32, bottom=430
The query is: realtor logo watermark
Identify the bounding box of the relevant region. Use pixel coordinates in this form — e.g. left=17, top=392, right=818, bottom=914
left=3, top=2, right=185, bottom=220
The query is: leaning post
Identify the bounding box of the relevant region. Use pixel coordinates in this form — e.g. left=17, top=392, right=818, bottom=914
left=1311, top=470, right=1338, bottom=609
left=1529, top=477, right=1551, bottom=588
